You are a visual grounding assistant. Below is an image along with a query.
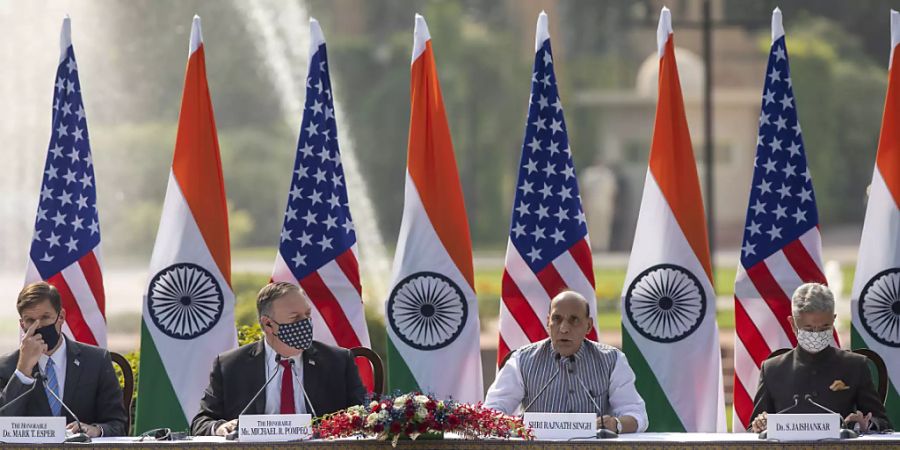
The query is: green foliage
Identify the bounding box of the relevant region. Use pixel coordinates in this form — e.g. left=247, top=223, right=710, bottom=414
left=238, top=324, right=264, bottom=345
left=233, top=272, right=272, bottom=326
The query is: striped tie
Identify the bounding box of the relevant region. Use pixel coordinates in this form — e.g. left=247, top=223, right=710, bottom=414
left=44, top=359, right=61, bottom=416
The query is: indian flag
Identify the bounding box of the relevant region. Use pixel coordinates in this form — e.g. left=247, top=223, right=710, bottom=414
left=620, top=7, right=726, bottom=432
left=134, top=16, right=237, bottom=433
left=850, top=9, right=900, bottom=427
left=384, top=14, right=483, bottom=403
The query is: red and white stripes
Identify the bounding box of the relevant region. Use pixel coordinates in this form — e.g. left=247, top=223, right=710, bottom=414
left=27, top=247, right=107, bottom=347
left=497, top=237, right=597, bottom=366
left=732, top=228, right=833, bottom=430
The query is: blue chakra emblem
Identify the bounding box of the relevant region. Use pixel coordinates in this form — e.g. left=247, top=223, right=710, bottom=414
left=387, top=271, right=468, bottom=351
left=624, top=264, right=707, bottom=343
left=147, top=263, right=224, bottom=339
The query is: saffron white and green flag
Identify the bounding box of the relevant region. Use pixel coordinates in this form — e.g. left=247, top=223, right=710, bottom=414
left=134, top=16, right=237, bottom=433
left=620, top=7, right=726, bottom=432
left=850, top=9, right=900, bottom=428
left=385, top=14, right=483, bottom=403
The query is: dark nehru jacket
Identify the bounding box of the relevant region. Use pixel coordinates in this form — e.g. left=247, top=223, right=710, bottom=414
left=750, top=346, right=891, bottom=431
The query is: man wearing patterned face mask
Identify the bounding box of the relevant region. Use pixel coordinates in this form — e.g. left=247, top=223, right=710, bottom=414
left=749, top=283, right=891, bottom=433
left=192, top=282, right=366, bottom=436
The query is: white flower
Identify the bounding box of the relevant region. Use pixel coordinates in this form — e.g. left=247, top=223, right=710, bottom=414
left=393, top=395, right=410, bottom=408
left=414, top=395, right=429, bottom=405
left=415, top=406, right=428, bottom=420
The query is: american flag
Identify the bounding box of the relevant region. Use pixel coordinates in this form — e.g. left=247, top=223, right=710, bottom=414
left=27, top=19, right=107, bottom=347
left=732, top=14, right=832, bottom=431
left=497, top=15, right=597, bottom=366
left=271, top=20, right=372, bottom=388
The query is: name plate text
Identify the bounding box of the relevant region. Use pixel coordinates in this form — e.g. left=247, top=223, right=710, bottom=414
left=767, top=413, right=841, bottom=441
left=0, top=417, right=65, bottom=443
left=524, top=412, right=596, bottom=440
left=238, top=414, right=312, bottom=442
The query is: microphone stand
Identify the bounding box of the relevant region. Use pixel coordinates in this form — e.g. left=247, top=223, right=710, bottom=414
left=758, top=394, right=800, bottom=439
left=522, top=353, right=563, bottom=412
left=39, top=372, right=90, bottom=443
left=804, top=394, right=858, bottom=439
left=567, top=357, right=617, bottom=439
left=226, top=356, right=284, bottom=441
left=287, top=358, right=317, bottom=418
left=0, top=373, right=43, bottom=416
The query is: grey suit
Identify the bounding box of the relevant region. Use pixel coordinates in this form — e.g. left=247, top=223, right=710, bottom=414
left=750, top=346, right=892, bottom=431
left=0, top=337, right=127, bottom=437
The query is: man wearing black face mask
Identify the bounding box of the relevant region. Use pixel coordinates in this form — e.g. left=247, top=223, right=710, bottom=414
left=0, top=282, right=126, bottom=437
left=191, top=282, right=366, bottom=436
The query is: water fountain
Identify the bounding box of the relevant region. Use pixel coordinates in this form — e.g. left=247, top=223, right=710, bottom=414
left=233, top=0, right=393, bottom=307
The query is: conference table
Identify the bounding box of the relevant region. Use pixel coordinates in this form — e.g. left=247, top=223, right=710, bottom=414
left=2, top=433, right=899, bottom=449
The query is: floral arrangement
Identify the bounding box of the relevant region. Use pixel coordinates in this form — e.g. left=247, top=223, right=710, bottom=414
left=314, top=392, right=534, bottom=445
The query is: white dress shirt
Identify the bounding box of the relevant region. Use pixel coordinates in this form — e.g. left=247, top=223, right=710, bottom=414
left=485, top=346, right=649, bottom=432
left=14, top=338, right=67, bottom=401
left=263, top=339, right=306, bottom=414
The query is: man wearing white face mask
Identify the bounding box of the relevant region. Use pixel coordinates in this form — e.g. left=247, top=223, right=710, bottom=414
left=749, top=283, right=891, bottom=433
left=191, top=282, right=366, bottom=436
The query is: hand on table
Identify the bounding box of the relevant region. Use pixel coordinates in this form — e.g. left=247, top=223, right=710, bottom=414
left=750, top=412, right=768, bottom=433
left=215, top=419, right=238, bottom=436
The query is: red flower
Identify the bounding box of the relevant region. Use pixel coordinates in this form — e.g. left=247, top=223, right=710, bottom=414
left=417, top=423, right=429, bottom=433
left=390, top=422, right=402, bottom=434
left=373, top=424, right=384, bottom=433
left=404, top=424, right=415, bottom=435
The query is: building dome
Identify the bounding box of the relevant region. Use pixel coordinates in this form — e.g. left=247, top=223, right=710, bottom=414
left=635, top=47, right=704, bottom=98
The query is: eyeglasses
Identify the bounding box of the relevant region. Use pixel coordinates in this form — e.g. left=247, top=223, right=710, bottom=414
left=138, top=428, right=172, bottom=441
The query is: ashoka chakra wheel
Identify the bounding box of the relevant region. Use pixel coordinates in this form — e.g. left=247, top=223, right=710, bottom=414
left=624, top=263, right=707, bottom=343
left=387, top=271, right=468, bottom=351
left=858, top=268, right=900, bottom=348
left=147, top=263, right=225, bottom=339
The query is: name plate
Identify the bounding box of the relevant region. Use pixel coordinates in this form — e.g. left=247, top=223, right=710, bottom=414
left=0, top=417, right=65, bottom=443
left=767, top=413, right=841, bottom=440
left=523, top=413, right=596, bottom=440
left=238, top=414, right=312, bottom=442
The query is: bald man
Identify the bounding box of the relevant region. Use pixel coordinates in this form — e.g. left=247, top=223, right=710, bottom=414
left=485, top=291, right=648, bottom=433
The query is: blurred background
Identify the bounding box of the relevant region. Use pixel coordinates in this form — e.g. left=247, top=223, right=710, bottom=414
left=0, top=0, right=895, bottom=422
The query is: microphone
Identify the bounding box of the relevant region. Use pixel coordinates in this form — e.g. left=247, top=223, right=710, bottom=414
left=286, top=358, right=318, bottom=418
left=777, top=394, right=801, bottom=414
left=566, top=356, right=618, bottom=439
left=38, top=369, right=90, bottom=443
left=0, top=372, right=44, bottom=416
left=757, top=395, right=800, bottom=439
left=804, top=394, right=858, bottom=439
left=522, top=353, right=563, bottom=412
left=226, top=355, right=285, bottom=441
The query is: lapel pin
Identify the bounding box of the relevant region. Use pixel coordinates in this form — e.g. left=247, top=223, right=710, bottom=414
left=74, top=359, right=80, bottom=366
left=309, top=360, right=316, bottom=366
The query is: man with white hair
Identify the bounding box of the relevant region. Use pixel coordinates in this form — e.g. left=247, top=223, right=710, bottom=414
left=485, top=290, right=648, bottom=433
left=749, top=283, right=891, bottom=433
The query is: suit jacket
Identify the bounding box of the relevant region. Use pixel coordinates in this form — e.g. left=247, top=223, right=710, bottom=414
left=190, top=340, right=366, bottom=436
left=0, top=337, right=127, bottom=436
left=750, top=346, right=892, bottom=431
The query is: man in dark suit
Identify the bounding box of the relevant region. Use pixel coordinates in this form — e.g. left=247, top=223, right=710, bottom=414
left=191, top=282, right=366, bottom=436
left=750, top=283, right=892, bottom=433
left=0, top=282, right=127, bottom=437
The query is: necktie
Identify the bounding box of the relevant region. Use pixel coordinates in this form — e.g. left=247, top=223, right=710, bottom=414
left=279, top=359, right=295, bottom=414
left=45, top=359, right=62, bottom=416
